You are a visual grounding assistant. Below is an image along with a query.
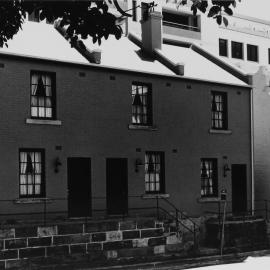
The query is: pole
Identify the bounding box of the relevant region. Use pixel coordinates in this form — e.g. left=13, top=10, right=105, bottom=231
left=220, top=200, right=227, bottom=256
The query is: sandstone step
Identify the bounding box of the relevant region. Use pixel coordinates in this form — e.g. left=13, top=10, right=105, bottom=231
left=0, top=217, right=193, bottom=269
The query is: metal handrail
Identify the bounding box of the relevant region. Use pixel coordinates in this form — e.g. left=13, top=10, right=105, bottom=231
left=161, top=197, right=200, bottom=228
left=163, top=20, right=200, bottom=32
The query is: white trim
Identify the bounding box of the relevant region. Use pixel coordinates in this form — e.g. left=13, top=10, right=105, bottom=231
left=26, top=119, right=62, bottom=126
left=141, top=194, right=170, bottom=199
left=197, top=197, right=221, bottom=203
left=14, top=198, right=53, bottom=204
left=209, top=129, right=232, bottom=135
left=128, top=124, right=157, bottom=131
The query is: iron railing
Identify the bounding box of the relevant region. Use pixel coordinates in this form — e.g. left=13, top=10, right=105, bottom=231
left=0, top=195, right=200, bottom=244
left=163, top=20, right=200, bottom=32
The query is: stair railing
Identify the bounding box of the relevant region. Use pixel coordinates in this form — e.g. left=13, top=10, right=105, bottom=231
left=155, top=197, right=200, bottom=246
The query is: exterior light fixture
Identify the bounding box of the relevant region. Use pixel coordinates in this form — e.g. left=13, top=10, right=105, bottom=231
left=135, top=158, right=143, bottom=172
left=223, top=164, right=231, bottom=177
left=54, top=157, right=62, bottom=173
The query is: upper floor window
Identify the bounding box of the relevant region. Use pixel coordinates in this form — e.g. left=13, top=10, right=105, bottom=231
left=219, top=39, right=228, bottom=57
left=162, top=11, right=199, bottom=32
left=247, top=44, right=258, bottom=62
left=132, top=82, right=152, bottom=126
left=145, top=152, right=165, bottom=194
left=30, top=71, right=56, bottom=119
left=211, top=91, right=228, bottom=130
left=231, top=41, right=243, bottom=59
left=19, top=149, right=45, bottom=198
left=201, top=158, right=218, bottom=197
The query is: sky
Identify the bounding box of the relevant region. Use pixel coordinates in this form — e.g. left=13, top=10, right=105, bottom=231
left=234, top=0, right=270, bottom=21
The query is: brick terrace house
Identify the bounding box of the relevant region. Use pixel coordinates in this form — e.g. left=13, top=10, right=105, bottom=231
left=125, top=0, right=270, bottom=212
left=0, top=8, right=252, bottom=222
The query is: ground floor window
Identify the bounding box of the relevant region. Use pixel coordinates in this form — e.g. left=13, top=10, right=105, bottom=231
left=201, top=158, right=218, bottom=197
left=19, top=149, right=45, bottom=198
left=145, top=152, right=165, bottom=194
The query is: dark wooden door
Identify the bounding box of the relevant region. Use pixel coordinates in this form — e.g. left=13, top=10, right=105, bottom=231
left=67, top=158, right=92, bottom=217
left=231, top=164, right=247, bottom=215
left=106, top=158, right=128, bottom=215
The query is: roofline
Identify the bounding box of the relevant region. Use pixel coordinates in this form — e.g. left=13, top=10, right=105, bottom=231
left=163, top=37, right=252, bottom=85
left=233, top=13, right=270, bottom=26
left=0, top=50, right=250, bottom=90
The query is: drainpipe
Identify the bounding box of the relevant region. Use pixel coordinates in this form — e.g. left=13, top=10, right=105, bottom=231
left=249, top=75, right=255, bottom=214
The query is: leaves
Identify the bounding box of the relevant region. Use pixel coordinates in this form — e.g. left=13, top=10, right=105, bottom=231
left=175, top=0, right=240, bottom=25
left=0, top=0, right=125, bottom=47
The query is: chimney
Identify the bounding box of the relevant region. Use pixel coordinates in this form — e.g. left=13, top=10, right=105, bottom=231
left=141, top=3, right=163, bottom=55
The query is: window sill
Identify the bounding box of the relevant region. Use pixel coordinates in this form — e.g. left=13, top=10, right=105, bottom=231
left=128, top=124, right=157, bottom=131
left=197, top=197, right=220, bottom=203
left=209, top=129, right=232, bottom=135
left=141, top=193, right=170, bottom=199
left=26, top=119, right=62, bottom=126
left=14, top=198, right=53, bottom=204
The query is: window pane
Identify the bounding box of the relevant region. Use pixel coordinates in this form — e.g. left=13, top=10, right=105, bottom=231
left=145, top=152, right=164, bottom=194
left=131, top=83, right=151, bottom=125
left=201, top=159, right=217, bottom=197
left=232, top=41, right=243, bottom=59
left=247, top=44, right=258, bottom=62
left=219, top=39, right=228, bottom=57
left=19, top=150, right=44, bottom=198
left=211, top=92, right=227, bottom=130
left=30, top=72, right=55, bottom=119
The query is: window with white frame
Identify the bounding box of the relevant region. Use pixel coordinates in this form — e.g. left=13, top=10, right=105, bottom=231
left=201, top=158, right=218, bottom=197
left=211, top=91, right=228, bottom=130
left=145, top=152, right=164, bottom=194
left=30, top=71, right=56, bottom=119
left=19, top=149, right=45, bottom=198
left=131, top=82, right=152, bottom=125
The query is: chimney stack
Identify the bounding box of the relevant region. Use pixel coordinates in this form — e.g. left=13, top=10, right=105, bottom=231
left=141, top=3, right=163, bottom=55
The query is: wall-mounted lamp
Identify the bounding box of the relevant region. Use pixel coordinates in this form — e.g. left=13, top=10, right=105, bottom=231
left=54, top=157, right=62, bottom=173
left=135, top=158, right=143, bottom=172
left=223, top=164, right=231, bottom=177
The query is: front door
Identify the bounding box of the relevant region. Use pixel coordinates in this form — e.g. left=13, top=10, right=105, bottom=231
left=106, top=158, right=128, bottom=215
left=231, top=164, right=247, bottom=215
left=67, top=158, right=92, bottom=217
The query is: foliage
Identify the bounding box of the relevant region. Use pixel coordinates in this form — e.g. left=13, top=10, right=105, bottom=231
left=0, top=0, right=123, bottom=48
left=173, top=0, right=241, bottom=26
left=0, top=0, right=242, bottom=48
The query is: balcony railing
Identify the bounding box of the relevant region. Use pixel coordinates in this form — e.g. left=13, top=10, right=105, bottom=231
left=163, top=20, right=200, bottom=32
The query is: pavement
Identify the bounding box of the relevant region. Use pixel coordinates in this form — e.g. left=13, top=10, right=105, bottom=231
left=80, top=249, right=270, bottom=270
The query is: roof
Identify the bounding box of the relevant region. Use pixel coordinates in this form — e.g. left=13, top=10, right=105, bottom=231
left=0, top=21, right=89, bottom=65
left=0, top=20, right=249, bottom=87
left=79, top=35, right=175, bottom=76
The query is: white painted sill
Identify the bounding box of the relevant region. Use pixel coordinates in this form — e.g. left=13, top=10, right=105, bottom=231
left=197, top=197, right=221, bottom=203
left=141, top=193, right=170, bottom=199
left=209, top=129, right=232, bottom=135
left=128, top=124, right=157, bottom=131
left=26, top=119, right=62, bottom=126
left=14, top=198, right=53, bottom=204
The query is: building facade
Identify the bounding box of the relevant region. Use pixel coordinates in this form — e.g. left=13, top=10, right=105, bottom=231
left=0, top=4, right=252, bottom=221
left=124, top=0, right=270, bottom=209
